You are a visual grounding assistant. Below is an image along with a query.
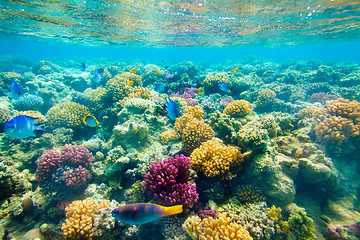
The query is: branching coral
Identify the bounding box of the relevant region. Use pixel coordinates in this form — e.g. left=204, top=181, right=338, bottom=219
left=46, top=102, right=90, bottom=128
left=61, top=198, right=110, bottom=240
left=183, top=214, right=253, bottom=240
left=83, top=87, right=107, bottom=112
left=224, top=100, right=253, bottom=117
left=327, top=98, right=360, bottom=124
left=190, top=140, right=243, bottom=179
left=105, top=74, right=131, bottom=102
left=182, top=117, right=215, bottom=154
left=314, top=116, right=359, bottom=145
left=141, top=155, right=198, bottom=207
left=287, top=209, right=316, bottom=240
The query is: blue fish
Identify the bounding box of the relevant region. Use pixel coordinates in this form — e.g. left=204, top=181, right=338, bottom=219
left=77, top=62, right=86, bottom=71
left=219, top=82, right=230, bottom=91
left=111, top=203, right=182, bottom=225
left=10, top=79, right=22, bottom=100
left=4, top=115, right=44, bottom=139
left=93, top=73, right=102, bottom=83
left=154, top=83, right=165, bottom=92
left=164, top=98, right=178, bottom=120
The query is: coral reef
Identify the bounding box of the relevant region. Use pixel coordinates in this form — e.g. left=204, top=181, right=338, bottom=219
left=190, top=140, right=244, bottom=179
left=183, top=214, right=253, bottom=240
left=141, top=154, right=198, bottom=207
left=223, top=100, right=253, bottom=117
left=47, top=102, right=90, bottom=129
left=61, top=198, right=110, bottom=240
left=12, top=94, right=44, bottom=111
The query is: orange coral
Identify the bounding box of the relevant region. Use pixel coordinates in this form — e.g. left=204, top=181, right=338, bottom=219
left=327, top=98, right=360, bottom=124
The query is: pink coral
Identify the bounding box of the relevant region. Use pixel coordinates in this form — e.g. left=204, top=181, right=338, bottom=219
left=63, top=166, right=91, bottom=188
left=35, top=150, right=62, bottom=181
left=61, top=144, right=93, bottom=168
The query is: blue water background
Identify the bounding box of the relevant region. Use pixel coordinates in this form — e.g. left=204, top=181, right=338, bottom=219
left=1, top=39, right=359, bottom=64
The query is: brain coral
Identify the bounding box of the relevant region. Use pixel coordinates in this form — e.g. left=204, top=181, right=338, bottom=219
left=46, top=102, right=90, bottom=128
left=224, top=100, right=253, bottom=117
left=61, top=198, right=109, bottom=240
left=183, top=214, right=253, bottom=240
left=182, top=117, right=215, bottom=154
left=190, top=140, right=243, bottom=179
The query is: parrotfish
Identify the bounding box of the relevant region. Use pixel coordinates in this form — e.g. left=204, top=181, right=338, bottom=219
left=164, top=98, right=178, bottom=120
left=111, top=203, right=183, bottom=225
left=83, top=114, right=99, bottom=127
left=154, top=83, right=165, bottom=92
left=219, top=82, right=230, bottom=91
left=4, top=115, right=44, bottom=139
left=10, top=79, right=22, bottom=100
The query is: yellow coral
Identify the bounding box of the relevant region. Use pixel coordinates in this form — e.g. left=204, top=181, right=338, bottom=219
left=256, top=89, right=276, bottom=108
left=183, top=214, right=253, bottom=240
left=105, top=74, right=131, bottom=102
left=298, top=106, right=327, bottom=119
left=314, top=116, right=359, bottom=145
left=61, top=198, right=110, bottom=240
left=120, top=71, right=142, bottom=86
left=266, top=205, right=282, bottom=222
left=160, top=131, right=171, bottom=144
left=83, top=87, right=107, bottom=112
left=184, top=106, right=204, bottom=120
left=182, top=117, right=215, bottom=154
left=223, top=100, right=253, bottom=117
left=190, top=140, right=243, bottom=178
left=47, top=102, right=90, bottom=128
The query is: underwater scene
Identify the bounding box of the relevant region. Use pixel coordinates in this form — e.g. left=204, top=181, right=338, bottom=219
left=0, top=0, right=360, bottom=239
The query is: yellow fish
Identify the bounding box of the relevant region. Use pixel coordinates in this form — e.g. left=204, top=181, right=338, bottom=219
left=197, top=87, right=203, bottom=94
left=152, top=69, right=161, bottom=74
left=83, top=114, right=99, bottom=127
left=181, top=73, right=189, bottom=79
left=129, top=68, right=138, bottom=73
left=231, top=67, right=243, bottom=73
left=127, top=80, right=134, bottom=86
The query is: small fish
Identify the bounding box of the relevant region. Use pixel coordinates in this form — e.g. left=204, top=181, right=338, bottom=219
left=93, top=73, right=102, bottom=83
left=57, top=200, right=73, bottom=210
left=129, top=68, right=138, bottom=73
left=152, top=69, right=161, bottom=74
left=83, top=114, right=99, bottom=127
left=154, top=83, right=165, bottom=92
left=127, top=80, right=134, bottom=86
left=76, top=62, right=86, bottom=71
left=4, top=115, right=44, bottom=139
left=197, top=87, right=203, bottom=94
left=164, top=98, right=179, bottom=120
left=263, top=70, right=280, bottom=76
left=10, top=79, right=22, bottom=100
left=111, top=203, right=183, bottom=225
left=219, top=82, right=230, bottom=91
left=231, top=66, right=242, bottom=73
left=181, top=73, right=189, bottom=79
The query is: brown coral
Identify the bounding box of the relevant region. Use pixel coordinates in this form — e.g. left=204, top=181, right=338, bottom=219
left=182, top=118, right=215, bottom=154
left=105, top=74, right=131, bottom=102
left=190, top=140, right=243, bottom=178
left=184, top=106, right=204, bottom=120
left=224, top=100, right=253, bottom=117
left=183, top=214, right=253, bottom=240
left=61, top=198, right=109, bottom=240
left=297, top=106, right=327, bottom=119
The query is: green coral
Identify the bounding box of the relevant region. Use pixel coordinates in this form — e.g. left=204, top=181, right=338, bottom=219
left=83, top=87, right=107, bottom=112
left=105, top=74, right=132, bottom=102
left=288, top=209, right=316, bottom=240
left=203, top=72, right=231, bottom=93
left=209, top=110, right=241, bottom=144
left=46, top=102, right=90, bottom=129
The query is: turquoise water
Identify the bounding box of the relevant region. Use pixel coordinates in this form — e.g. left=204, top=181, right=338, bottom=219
left=0, top=0, right=360, bottom=240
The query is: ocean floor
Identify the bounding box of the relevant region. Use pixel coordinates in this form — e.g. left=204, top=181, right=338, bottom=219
left=0, top=54, right=360, bottom=240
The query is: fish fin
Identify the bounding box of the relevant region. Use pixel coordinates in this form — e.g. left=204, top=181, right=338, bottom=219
left=35, top=124, right=45, bottom=131
left=162, top=205, right=183, bottom=216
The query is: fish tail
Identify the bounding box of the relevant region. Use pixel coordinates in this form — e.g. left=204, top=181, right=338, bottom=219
left=35, top=124, right=45, bottom=131
left=162, top=205, right=183, bottom=216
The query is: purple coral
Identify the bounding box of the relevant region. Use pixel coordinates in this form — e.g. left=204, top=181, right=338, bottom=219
left=171, top=88, right=199, bottom=106
left=61, top=144, right=93, bottom=168
left=141, top=154, right=198, bottom=207
left=198, top=209, right=216, bottom=219
left=63, top=166, right=91, bottom=188
left=35, top=144, right=93, bottom=189
left=35, top=150, right=62, bottom=181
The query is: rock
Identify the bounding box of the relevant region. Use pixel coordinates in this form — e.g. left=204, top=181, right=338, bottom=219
left=299, top=158, right=332, bottom=183
left=22, top=228, right=45, bottom=240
